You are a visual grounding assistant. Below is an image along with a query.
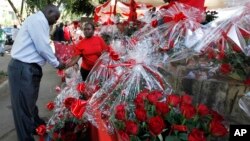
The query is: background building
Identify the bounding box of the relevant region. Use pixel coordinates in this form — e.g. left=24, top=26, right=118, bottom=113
left=0, top=0, right=22, bottom=27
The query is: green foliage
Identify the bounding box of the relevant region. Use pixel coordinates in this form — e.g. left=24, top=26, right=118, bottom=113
left=63, top=0, right=94, bottom=16
left=25, top=0, right=107, bottom=16
left=201, top=10, right=218, bottom=25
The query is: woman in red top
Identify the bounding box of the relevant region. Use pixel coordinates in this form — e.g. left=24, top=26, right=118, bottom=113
left=66, top=22, right=118, bottom=141
left=66, top=22, right=108, bottom=81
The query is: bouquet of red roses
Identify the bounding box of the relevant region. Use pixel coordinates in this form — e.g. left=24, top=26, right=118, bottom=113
left=111, top=90, right=228, bottom=141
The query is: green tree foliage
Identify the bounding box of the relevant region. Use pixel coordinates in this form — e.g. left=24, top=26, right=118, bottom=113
left=24, top=0, right=108, bottom=16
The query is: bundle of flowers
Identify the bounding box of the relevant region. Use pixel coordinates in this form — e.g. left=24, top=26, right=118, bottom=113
left=194, top=4, right=250, bottom=82
left=86, top=40, right=172, bottom=132
left=45, top=69, right=89, bottom=140
left=54, top=41, right=75, bottom=63
left=111, top=91, right=228, bottom=141
left=46, top=96, right=88, bottom=141
left=199, top=24, right=250, bottom=81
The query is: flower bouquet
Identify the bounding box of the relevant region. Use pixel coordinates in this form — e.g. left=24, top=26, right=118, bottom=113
left=111, top=91, right=228, bottom=141
left=46, top=69, right=89, bottom=140
left=54, top=41, right=75, bottom=63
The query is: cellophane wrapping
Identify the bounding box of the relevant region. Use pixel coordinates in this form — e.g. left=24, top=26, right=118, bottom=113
left=193, top=5, right=250, bottom=81
left=239, top=91, right=250, bottom=117
left=84, top=39, right=128, bottom=96
left=86, top=39, right=172, bottom=133
left=46, top=67, right=88, bottom=140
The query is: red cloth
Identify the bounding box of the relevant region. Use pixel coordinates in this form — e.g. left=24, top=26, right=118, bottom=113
left=74, top=36, right=107, bottom=70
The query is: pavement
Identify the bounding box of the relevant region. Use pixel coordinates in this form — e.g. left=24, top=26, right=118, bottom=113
left=0, top=46, right=61, bottom=141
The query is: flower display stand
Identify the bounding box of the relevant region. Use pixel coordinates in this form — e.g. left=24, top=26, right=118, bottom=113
left=174, top=77, right=250, bottom=124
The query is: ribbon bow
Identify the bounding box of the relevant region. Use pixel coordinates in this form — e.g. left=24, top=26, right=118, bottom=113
left=71, top=99, right=87, bottom=119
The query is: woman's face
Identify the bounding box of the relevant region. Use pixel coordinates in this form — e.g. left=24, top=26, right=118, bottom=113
left=83, top=24, right=94, bottom=38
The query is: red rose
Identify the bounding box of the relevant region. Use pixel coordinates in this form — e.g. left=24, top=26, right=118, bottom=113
left=125, top=120, right=138, bottom=135
left=147, top=90, right=163, bottom=104
left=115, top=104, right=126, bottom=120
left=181, top=94, right=192, bottom=105
left=148, top=116, right=165, bottom=135
left=166, top=94, right=180, bottom=107
left=210, top=110, right=224, bottom=121
left=207, top=48, right=216, bottom=59
left=109, top=51, right=120, bottom=61
left=188, top=128, right=206, bottom=141
left=155, top=102, right=170, bottom=115
left=53, top=132, right=59, bottom=140
left=76, top=82, right=86, bottom=93
left=209, top=120, right=228, bottom=137
left=57, top=69, right=65, bottom=77
left=180, top=104, right=196, bottom=119
left=216, top=51, right=225, bottom=60
left=118, top=130, right=130, bottom=141
left=220, top=64, right=232, bottom=74
left=197, top=104, right=210, bottom=116
left=172, top=124, right=188, bottom=132
left=134, top=89, right=149, bottom=108
left=151, top=20, right=158, bottom=28
left=46, top=101, right=55, bottom=111
left=244, top=78, right=250, bottom=85
left=64, top=97, right=77, bottom=109
left=135, top=108, right=147, bottom=122
left=36, top=125, right=46, bottom=136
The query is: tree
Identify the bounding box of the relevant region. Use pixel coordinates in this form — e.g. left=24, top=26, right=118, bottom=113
left=7, top=0, right=24, bottom=23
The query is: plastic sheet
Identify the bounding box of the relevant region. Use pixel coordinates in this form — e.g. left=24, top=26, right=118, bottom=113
left=239, top=92, right=250, bottom=117
left=86, top=39, right=172, bottom=133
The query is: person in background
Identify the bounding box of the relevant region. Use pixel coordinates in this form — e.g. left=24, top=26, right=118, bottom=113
left=66, top=22, right=108, bottom=81
left=12, top=24, right=19, bottom=41
left=8, top=4, right=65, bottom=141
left=0, top=24, right=6, bottom=56
left=53, top=22, right=65, bottom=41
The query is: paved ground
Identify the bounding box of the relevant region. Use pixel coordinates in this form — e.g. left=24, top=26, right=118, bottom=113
left=0, top=46, right=61, bottom=141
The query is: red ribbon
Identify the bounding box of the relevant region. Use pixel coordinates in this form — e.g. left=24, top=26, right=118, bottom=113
left=71, top=99, right=87, bottom=119
left=163, top=12, right=186, bottom=24
left=36, top=125, right=46, bottom=141
left=107, top=59, right=136, bottom=69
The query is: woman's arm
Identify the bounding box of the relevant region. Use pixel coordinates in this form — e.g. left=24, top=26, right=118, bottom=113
left=66, top=55, right=81, bottom=68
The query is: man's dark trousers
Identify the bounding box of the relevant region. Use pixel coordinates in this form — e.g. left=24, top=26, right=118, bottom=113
left=8, top=59, right=44, bottom=141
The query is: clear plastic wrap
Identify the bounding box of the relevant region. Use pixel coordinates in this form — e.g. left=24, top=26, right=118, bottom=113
left=139, top=2, right=204, bottom=51
left=239, top=92, right=250, bottom=117
left=193, top=5, right=250, bottom=81
left=84, top=39, right=128, bottom=96
left=46, top=68, right=88, bottom=140
left=86, top=39, right=172, bottom=133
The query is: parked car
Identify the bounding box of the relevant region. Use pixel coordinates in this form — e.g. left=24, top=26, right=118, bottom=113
left=3, top=27, right=14, bottom=45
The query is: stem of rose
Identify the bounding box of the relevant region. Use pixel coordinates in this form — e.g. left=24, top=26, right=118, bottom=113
left=158, top=134, right=163, bottom=141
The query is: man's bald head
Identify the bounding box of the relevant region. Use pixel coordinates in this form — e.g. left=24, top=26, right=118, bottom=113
left=42, top=4, right=60, bottom=25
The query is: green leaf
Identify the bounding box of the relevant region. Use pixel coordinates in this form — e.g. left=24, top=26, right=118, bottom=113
left=179, top=133, right=188, bottom=140
left=165, top=136, right=181, bottom=141
left=130, top=136, right=141, bottom=141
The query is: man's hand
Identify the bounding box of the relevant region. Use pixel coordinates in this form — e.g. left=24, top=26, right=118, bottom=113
left=56, top=62, right=66, bottom=70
